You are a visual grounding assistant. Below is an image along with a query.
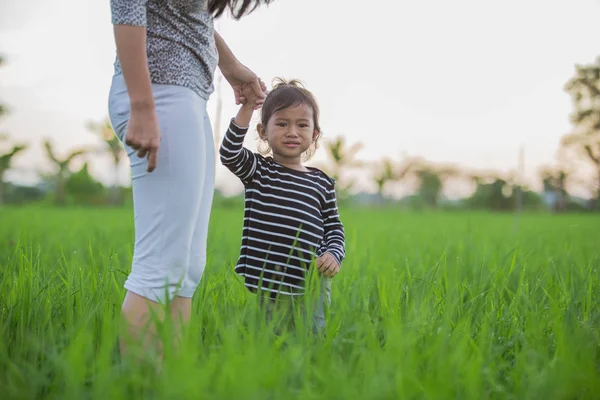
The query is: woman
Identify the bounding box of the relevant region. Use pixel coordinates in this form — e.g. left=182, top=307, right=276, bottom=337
left=107, top=0, right=272, bottom=361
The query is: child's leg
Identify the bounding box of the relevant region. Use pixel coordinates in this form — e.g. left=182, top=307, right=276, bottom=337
left=259, top=293, right=276, bottom=326
left=257, top=282, right=331, bottom=337
left=311, top=276, right=332, bottom=336
left=259, top=292, right=294, bottom=335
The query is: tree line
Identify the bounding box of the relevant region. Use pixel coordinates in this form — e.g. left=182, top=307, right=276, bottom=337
left=1, top=55, right=599, bottom=212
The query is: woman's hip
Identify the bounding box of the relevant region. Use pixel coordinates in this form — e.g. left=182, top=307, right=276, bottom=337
left=108, top=73, right=211, bottom=143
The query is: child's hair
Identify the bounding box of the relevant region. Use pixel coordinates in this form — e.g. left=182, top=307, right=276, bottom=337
left=258, top=77, right=322, bottom=162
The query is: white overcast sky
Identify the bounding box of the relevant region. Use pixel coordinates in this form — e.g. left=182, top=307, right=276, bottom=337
left=0, top=0, right=599, bottom=197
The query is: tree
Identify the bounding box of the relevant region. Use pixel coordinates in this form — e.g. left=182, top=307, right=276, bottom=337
left=321, top=135, right=364, bottom=199
left=539, top=166, right=569, bottom=212
left=562, top=55, right=600, bottom=207
left=66, top=162, right=106, bottom=206
left=372, top=157, right=412, bottom=203
left=462, top=169, right=513, bottom=211
left=0, top=138, right=27, bottom=205
left=415, top=168, right=444, bottom=207
left=43, top=139, right=88, bottom=206
left=467, top=176, right=513, bottom=211
left=0, top=54, right=7, bottom=119
left=0, top=56, right=27, bottom=205
left=86, top=118, right=125, bottom=205
left=373, top=158, right=395, bottom=201
left=410, top=159, right=458, bottom=208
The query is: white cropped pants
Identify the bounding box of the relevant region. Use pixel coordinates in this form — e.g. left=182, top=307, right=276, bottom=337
left=108, top=73, right=215, bottom=304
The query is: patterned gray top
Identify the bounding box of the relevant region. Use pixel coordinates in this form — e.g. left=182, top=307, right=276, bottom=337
left=110, top=0, right=219, bottom=100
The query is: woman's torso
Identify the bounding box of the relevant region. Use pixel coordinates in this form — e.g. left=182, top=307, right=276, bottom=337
left=111, top=0, right=219, bottom=100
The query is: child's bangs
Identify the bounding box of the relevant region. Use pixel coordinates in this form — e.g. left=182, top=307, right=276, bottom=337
left=269, top=87, right=313, bottom=116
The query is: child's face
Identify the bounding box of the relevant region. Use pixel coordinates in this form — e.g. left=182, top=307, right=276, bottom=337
left=258, top=103, right=319, bottom=166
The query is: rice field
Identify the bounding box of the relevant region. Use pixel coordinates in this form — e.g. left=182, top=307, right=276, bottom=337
left=1, top=205, right=599, bottom=399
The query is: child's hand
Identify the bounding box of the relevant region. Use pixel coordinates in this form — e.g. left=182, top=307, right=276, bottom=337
left=316, top=252, right=340, bottom=277
left=238, top=81, right=265, bottom=110
left=233, top=82, right=263, bottom=127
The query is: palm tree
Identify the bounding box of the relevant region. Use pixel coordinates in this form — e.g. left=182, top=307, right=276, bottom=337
left=372, top=157, right=413, bottom=203
left=86, top=118, right=125, bottom=205
left=373, top=158, right=394, bottom=199
left=0, top=56, right=26, bottom=205
left=0, top=138, right=27, bottom=205
left=322, top=135, right=364, bottom=199
left=43, top=139, right=88, bottom=206
left=0, top=55, right=6, bottom=119
left=323, top=136, right=363, bottom=177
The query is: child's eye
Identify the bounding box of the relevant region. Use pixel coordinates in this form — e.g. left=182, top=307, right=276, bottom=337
left=299, top=124, right=309, bottom=128
left=276, top=123, right=287, bottom=127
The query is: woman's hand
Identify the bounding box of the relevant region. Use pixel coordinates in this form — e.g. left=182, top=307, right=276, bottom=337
left=222, top=62, right=268, bottom=110
left=214, top=31, right=267, bottom=109
left=239, top=82, right=262, bottom=108
left=124, top=104, right=161, bottom=173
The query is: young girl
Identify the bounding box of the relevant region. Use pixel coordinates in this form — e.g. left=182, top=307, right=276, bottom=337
left=219, top=78, right=345, bottom=334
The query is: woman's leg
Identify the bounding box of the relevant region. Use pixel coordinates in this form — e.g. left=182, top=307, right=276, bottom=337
left=108, top=74, right=208, bottom=362
left=171, top=105, right=216, bottom=339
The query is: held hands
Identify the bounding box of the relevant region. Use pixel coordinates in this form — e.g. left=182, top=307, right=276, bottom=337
left=239, top=81, right=264, bottom=109
left=316, top=252, right=341, bottom=277
left=222, top=62, right=268, bottom=110
left=233, top=80, right=265, bottom=127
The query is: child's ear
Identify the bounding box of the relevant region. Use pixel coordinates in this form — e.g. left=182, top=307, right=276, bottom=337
left=257, top=123, right=267, bottom=141
left=312, top=129, right=321, bottom=142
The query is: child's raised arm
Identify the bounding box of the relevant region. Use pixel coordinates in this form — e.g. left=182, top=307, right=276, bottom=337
left=219, top=85, right=261, bottom=185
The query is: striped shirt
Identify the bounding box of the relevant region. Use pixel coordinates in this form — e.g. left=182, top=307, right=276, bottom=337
left=219, top=119, right=346, bottom=297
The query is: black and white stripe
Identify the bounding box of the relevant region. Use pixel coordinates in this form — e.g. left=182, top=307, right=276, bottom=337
left=219, top=119, right=346, bottom=297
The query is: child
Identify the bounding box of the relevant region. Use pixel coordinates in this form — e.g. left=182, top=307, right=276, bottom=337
left=219, top=78, right=346, bottom=335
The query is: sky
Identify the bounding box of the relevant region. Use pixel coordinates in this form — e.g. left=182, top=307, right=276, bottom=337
left=0, top=0, right=599, bottom=198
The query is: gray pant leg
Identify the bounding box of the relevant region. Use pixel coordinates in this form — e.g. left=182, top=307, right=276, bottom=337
left=312, top=276, right=332, bottom=335
left=258, top=276, right=332, bottom=336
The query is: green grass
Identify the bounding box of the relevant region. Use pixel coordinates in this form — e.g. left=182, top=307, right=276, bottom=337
left=1, top=205, right=599, bottom=399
